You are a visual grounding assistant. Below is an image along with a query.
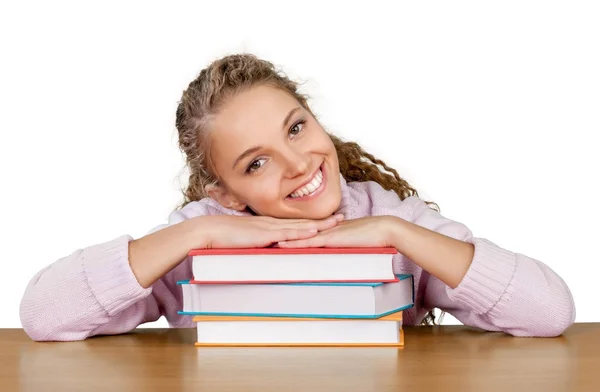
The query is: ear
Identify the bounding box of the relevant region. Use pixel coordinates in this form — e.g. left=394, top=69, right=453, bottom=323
left=205, top=184, right=247, bottom=211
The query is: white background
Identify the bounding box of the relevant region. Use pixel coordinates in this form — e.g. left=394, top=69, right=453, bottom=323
left=1, top=0, right=598, bottom=329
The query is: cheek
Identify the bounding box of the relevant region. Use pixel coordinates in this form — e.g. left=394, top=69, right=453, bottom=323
left=241, top=175, right=282, bottom=203
left=314, top=131, right=336, bottom=154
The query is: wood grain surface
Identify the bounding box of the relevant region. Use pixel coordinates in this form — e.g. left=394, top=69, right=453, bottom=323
left=1, top=323, right=598, bottom=391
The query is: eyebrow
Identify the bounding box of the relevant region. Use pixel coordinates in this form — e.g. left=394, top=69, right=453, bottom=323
left=283, top=107, right=301, bottom=128
left=231, top=107, right=302, bottom=170
left=232, top=146, right=262, bottom=170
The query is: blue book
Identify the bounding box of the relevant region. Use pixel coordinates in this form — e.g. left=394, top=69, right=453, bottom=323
left=177, top=274, right=414, bottom=319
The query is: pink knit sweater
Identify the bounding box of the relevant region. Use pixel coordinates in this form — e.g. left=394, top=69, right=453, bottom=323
left=19, top=175, right=576, bottom=341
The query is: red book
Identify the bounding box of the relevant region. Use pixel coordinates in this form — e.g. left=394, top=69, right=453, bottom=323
left=188, top=247, right=399, bottom=283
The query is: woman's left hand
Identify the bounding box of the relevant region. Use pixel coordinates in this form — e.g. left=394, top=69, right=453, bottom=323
left=276, top=216, right=399, bottom=248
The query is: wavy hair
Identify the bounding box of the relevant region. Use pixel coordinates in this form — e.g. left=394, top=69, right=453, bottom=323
left=175, top=53, right=440, bottom=325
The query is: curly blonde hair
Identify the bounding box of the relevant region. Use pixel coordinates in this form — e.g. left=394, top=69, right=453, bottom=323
left=175, top=53, right=440, bottom=325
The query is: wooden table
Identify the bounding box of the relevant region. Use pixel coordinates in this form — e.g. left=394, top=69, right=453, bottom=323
left=2, top=323, right=599, bottom=391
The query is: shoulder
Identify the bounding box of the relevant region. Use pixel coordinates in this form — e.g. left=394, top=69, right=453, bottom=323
left=346, top=180, right=427, bottom=221
left=351, top=180, right=472, bottom=239
left=146, top=197, right=228, bottom=235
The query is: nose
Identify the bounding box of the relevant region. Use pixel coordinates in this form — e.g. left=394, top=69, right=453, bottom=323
left=282, top=147, right=311, bottom=178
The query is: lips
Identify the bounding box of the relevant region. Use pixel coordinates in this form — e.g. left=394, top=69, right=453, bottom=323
left=288, top=167, right=324, bottom=198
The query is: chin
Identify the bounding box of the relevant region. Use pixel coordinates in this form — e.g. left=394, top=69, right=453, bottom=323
left=283, top=188, right=342, bottom=219
left=300, top=198, right=341, bottom=219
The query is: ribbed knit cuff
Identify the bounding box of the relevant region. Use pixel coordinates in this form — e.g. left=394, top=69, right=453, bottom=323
left=446, top=237, right=517, bottom=315
left=82, top=235, right=152, bottom=316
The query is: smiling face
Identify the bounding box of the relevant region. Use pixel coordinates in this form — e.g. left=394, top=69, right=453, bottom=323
left=206, top=84, right=342, bottom=219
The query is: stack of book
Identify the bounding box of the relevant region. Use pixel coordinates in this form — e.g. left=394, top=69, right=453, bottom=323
left=177, top=247, right=414, bottom=347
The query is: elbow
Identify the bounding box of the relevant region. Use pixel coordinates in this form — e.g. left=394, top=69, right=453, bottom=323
left=19, top=286, right=90, bottom=342
left=542, top=288, right=576, bottom=337
left=530, top=308, right=575, bottom=338
left=19, top=297, right=52, bottom=341
left=488, top=273, right=577, bottom=338
left=20, top=309, right=91, bottom=342
left=21, top=316, right=52, bottom=342
left=502, top=309, right=575, bottom=338
left=552, top=315, right=576, bottom=338
left=19, top=280, right=50, bottom=341
left=540, top=276, right=577, bottom=337
left=21, top=324, right=89, bottom=343
left=514, top=284, right=576, bottom=338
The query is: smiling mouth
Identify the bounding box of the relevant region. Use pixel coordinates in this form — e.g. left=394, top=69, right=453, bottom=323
left=287, top=164, right=325, bottom=199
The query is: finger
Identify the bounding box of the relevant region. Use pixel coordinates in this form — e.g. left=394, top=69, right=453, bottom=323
left=276, top=214, right=344, bottom=232
left=301, top=216, right=339, bottom=232
left=277, top=233, right=327, bottom=248
left=272, top=214, right=344, bottom=225
left=312, top=214, right=344, bottom=230
left=274, top=228, right=320, bottom=242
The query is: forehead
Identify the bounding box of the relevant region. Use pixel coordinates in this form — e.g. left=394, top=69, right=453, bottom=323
left=211, top=85, right=299, bottom=140
left=208, top=86, right=302, bottom=171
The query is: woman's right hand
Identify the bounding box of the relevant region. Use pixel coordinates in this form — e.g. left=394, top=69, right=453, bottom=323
left=194, top=214, right=345, bottom=249
left=129, top=213, right=344, bottom=288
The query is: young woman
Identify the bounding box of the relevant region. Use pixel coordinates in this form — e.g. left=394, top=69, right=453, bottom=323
left=20, top=54, right=575, bottom=341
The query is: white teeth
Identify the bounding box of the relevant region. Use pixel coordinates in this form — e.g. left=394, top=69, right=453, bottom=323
left=309, top=177, right=320, bottom=189
left=289, top=169, right=323, bottom=198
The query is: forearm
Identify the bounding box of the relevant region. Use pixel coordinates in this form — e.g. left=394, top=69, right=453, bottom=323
left=387, top=216, right=474, bottom=288
left=129, top=217, right=207, bottom=288
left=385, top=197, right=575, bottom=336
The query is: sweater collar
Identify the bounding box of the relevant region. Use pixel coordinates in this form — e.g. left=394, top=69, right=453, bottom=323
left=335, top=174, right=360, bottom=219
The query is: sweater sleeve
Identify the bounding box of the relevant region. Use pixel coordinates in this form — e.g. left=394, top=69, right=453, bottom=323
left=404, top=197, right=576, bottom=337
left=19, top=204, right=208, bottom=342
left=19, top=235, right=160, bottom=341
